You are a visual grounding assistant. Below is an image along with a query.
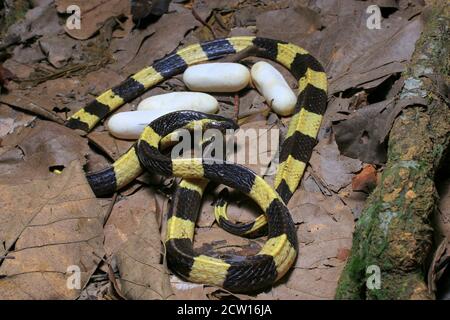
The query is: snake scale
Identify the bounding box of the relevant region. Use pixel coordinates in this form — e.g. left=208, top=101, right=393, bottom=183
left=65, top=37, right=327, bottom=292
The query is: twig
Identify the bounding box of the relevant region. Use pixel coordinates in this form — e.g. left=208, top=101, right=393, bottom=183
left=217, top=45, right=267, bottom=63
left=106, top=262, right=127, bottom=300
left=103, top=193, right=119, bottom=227
left=191, top=6, right=217, bottom=39
left=233, top=94, right=240, bottom=122
left=213, top=12, right=228, bottom=31
left=91, top=251, right=127, bottom=300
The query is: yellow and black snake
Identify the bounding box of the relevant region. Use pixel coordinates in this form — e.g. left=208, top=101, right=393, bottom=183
left=65, top=37, right=327, bottom=292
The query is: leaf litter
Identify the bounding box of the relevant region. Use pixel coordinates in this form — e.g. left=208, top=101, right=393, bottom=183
left=0, top=0, right=427, bottom=299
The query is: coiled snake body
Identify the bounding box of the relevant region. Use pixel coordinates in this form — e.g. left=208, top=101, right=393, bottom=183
left=65, top=37, right=327, bottom=292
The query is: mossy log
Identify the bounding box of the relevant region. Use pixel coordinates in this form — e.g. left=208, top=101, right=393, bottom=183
left=335, top=1, right=450, bottom=300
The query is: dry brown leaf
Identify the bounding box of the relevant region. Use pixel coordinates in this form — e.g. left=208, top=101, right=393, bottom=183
left=113, top=208, right=173, bottom=300
left=0, top=104, right=35, bottom=139
left=39, top=35, right=80, bottom=68
left=194, top=227, right=261, bottom=257
left=87, top=131, right=134, bottom=161
left=5, top=3, right=62, bottom=45
left=230, top=119, right=279, bottom=179
left=309, top=139, right=362, bottom=193
left=328, top=18, right=422, bottom=93
left=256, top=5, right=322, bottom=43
left=0, top=120, right=89, bottom=183
left=104, top=188, right=157, bottom=256
left=55, top=0, right=131, bottom=40
left=0, top=160, right=105, bottom=299
left=352, top=164, right=378, bottom=192
left=269, top=1, right=424, bottom=95
left=111, top=6, right=201, bottom=75
left=333, top=96, right=426, bottom=164
left=170, top=276, right=212, bottom=300
left=196, top=191, right=218, bottom=228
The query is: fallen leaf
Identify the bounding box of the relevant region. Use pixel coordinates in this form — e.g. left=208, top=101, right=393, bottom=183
left=11, top=43, right=46, bottom=66
left=309, top=139, right=363, bottom=193
left=297, top=1, right=424, bottom=94
left=55, top=0, right=131, bottom=40
left=87, top=131, right=134, bottom=161
left=5, top=3, right=62, bottom=44
left=352, top=164, right=378, bottom=192
left=256, top=5, right=322, bottom=43
left=113, top=207, right=173, bottom=300
left=39, top=35, right=79, bottom=68
left=337, top=184, right=368, bottom=219
left=0, top=161, right=105, bottom=299
left=0, top=104, right=35, bottom=139
left=333, top=96, right=427, bottom=164
left=0, top=64, right=15, bottom=87
left=111, top=5, right=200, bottom=75
left=0, top=121, right=89, bottom=183
left=104, top=188, right=157, bottom=256
left=328, top=18, right=423, bottom=94
left=170, top=276, right=211, bottom=300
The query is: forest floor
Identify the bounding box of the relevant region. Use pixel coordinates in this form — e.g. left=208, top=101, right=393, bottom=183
left=0, top=0, right=448, bottom=300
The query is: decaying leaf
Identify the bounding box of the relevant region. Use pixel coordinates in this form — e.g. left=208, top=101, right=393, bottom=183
left=111, top=5, right=201, bottom=75
left=4, top=2, right=62, bottom=45
left=309, top=139, right=362, bottom=193
left=39, top=35, right=79, bottom=68
left=256, top=5, right=322, bottom=43
left=0, top=104, right=35, bottom=139
left=104, top=188, right=157, bottom=256
left=0, top=161, right=105, bottom=299
left=0, top=64, right=14, bottom=87
left=87, top=131, right=134, bottom=161
left=0, top=0, right=431, bottom=301
left=55, top=0, right=131, bottom=40
left=113, top=205, right=173, bottom=300
left=352, top=164, right=378, bottom=192
left=0, top=120, right=89, bottom=182
left=333, top=96, right=427, bottom=164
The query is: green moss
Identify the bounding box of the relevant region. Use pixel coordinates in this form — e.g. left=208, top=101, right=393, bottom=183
left=0, top=0, right=30, bottom=36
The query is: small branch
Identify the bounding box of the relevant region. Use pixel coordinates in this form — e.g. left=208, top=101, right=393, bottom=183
left=103, top=193, right=119, bottom=227
left=213, top=12, right=229, bottom=31
left=191, top=6, right=217, bottom=39
left=233, top=94, right=239, bottom=122
left=218, top=45, right=267, bottom=63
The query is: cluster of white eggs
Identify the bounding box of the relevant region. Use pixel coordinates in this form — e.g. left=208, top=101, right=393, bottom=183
left=108, top=61, right=296, bottom=139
